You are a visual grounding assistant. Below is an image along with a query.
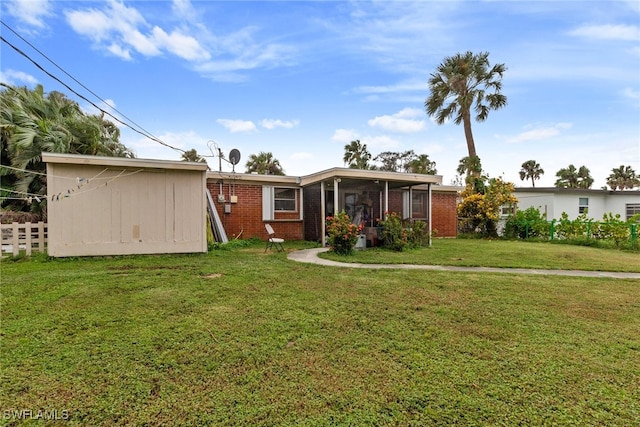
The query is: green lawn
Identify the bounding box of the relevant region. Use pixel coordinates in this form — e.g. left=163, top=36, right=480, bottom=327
left=321, top=238, right=640, bottom=272
left=1, top=240, right=639, bottom=425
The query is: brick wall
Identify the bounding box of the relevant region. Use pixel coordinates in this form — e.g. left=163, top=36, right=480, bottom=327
left=207, top=183, right=303, bottom=241
left=431, top=192, right=458, bottom=237
left=208, top=182, right=458, bottom=241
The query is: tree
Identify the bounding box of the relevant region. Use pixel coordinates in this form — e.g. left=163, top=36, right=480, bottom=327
left=1, top=84, right=133, bottom=217
left=181, top=148, right=207, bottom=163
left=457, top=156, right=484, bottom=193
left=374, top=150, right=409, bottom=172
left=554, top=164, right=593, bottom=189
left=244, top=151, right=285, bottom=175
left=406, top=154, right=437, bottom=175
left=519, top=160, right=544, bottom=188
left=457, top=176, right=517, bottom=237
left=343, top=140, right=372, bottom=170
left=425, top=51, right=507, bottom=161
left=607, top=165, right=639, bottom=190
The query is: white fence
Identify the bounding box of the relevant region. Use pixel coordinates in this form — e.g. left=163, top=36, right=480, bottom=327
left=1, top=222, right=47, bottom=256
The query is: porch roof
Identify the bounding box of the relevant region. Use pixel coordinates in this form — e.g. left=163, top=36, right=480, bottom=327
left=298, top=167, right=443, bottom=189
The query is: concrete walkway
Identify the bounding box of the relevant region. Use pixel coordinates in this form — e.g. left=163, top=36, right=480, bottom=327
left=287, top=248, right=640, bottom=279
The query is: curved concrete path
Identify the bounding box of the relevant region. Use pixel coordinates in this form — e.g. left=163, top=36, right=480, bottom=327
left=288, top=248, right=640, bottom=279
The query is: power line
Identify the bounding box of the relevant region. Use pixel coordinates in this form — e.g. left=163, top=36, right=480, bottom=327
left=0, top=22, right=185, bottom=154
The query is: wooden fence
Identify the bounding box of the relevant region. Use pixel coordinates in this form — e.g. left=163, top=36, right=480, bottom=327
left=1, top=222, right=47, bottom=256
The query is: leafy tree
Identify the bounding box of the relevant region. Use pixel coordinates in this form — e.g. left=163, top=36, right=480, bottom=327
left=457, top=176, right=517, bottom=237
left=181, top=148, right=207, bottom=163
left=0, top=84, right=133, bottom=217
left=244, top=151, right=285, bottom=175
left=519, top=160, right=544, bottom=188
left=343, top=140, right=372, bottom=170
left=457, top=156, right=485, bottom=193
left=373, top=150, right=411, bottom=172
left=406, top=154, right=437, bottom=175
left=425, top=51, right=507, bottom=161
left=554, top=164, right=593, bottom=189
left=606, top=165, right=639, bottom=190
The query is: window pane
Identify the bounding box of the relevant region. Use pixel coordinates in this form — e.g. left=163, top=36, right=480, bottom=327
left=626, top=203, right=640, bottom=221
left=274, top=188, right=296, bottom=211
left=579, top=197, right=588, bottom=206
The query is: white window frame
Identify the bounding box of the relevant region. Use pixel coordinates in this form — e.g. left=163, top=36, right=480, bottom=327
left=626, top=203, right=640, bottom=221
left=262, top=186, right=301, bottom=221
left=578, top=197, right=589, bottom=214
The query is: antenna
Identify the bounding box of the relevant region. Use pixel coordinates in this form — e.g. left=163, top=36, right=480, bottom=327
left=228, top=149, right=241, bottom=172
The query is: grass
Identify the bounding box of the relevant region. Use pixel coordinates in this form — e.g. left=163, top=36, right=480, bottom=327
left=321, top=238, right=640, bottom=272
left=1, top=240, right=639, bottom=425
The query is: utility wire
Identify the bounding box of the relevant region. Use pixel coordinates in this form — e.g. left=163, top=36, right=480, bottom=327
left=0, top=24, right=185, bottom=154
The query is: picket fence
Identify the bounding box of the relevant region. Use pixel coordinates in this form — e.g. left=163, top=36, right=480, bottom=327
left=1, top=222, right=48, bottom=256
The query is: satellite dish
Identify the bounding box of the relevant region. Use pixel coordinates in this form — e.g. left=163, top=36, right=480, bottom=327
left=228, top=148, right=241, bottom=171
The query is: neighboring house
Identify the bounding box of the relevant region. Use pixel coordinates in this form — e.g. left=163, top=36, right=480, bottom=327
left=513, top=187, right=640, bottom=220
left=207, top=167, right=460, bottom=246
left=44, top=153, right=209, bottom=257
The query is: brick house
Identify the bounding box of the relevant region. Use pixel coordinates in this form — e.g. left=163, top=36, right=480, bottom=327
left=207, top=167, right=460, bottom=246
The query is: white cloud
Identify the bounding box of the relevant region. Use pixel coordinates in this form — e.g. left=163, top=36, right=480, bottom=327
left=368, top=108, right=426, bottom=133
left=331, top=129, right=359, bottom=143
left=622, top=87, right=640, bottom=100
left=569, top=24, right=640, bottom=41
left=65, top=0, right=208, bottom=62
left=216, top=119, right=257, bottom=133
left=6, top=0, right=52, bottom=30
left=0, top=69, right=38, bottom=86
left=261, top=119, right=299, bottom=130
left=151, top=27, right=210, bottom=61
left=506, top=123, right=573, bottom=144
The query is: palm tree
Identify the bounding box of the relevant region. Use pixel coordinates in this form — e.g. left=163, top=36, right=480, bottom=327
left=1, top=84, right=134, bottom=216
left=343, top=140, right=372, bottom=169
left=519, top=160, right=544, bottom=188
left=555, top=164, right=593, bottom=189
left=181, top=148, right=207, bottom=163
left=245, top=151, right=285, bottom=175
left=607, top=165, right=639, bottom=190
left=406, top=154, right=437, bottom=175
left=425, top=51, right=507, bottom=160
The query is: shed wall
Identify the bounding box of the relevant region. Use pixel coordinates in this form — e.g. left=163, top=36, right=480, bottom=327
left=47, top=164, right=206, bottom=256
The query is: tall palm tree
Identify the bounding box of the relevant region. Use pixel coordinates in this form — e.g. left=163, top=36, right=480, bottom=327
left=425, top=51, right=507, bottom=160
left=343, top=140, right=372, bottom=169
left=607, top=165, right=639, bottom=190
left=245, top=151, right=285, bottom=175
left=519, top=160, right=544, bottom=188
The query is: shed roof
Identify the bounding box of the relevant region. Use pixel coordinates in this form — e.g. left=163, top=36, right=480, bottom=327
left=42, top=153, right=209, bottom=171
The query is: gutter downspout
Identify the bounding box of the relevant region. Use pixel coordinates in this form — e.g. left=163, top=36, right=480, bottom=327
left=321, top=181, right=326, bottom=247
left=428, top=182, right=432, bottom=247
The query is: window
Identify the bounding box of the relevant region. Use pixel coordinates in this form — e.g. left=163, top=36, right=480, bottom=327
left=501, top=205, right=515, bottom=217
left=274, top=188, right=296, bottom=211
left=412, top=193, right=427, bottom=218
left=579, top=197, right=589, bottom=214
left=627, top=203, right=640, bottom=221
left=262, top=186, right=299, bottom=221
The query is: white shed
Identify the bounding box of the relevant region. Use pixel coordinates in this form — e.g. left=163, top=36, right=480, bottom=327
left=44, top=153, right=208, bottom=257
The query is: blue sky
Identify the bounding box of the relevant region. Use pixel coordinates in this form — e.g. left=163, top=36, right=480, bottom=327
left=2, top=0, right=639, bottom=188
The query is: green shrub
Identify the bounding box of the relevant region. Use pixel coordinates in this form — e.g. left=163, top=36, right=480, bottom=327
left=503, top=207, right=549, bottom=239
left=326, top=210, right=363, bottom=255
